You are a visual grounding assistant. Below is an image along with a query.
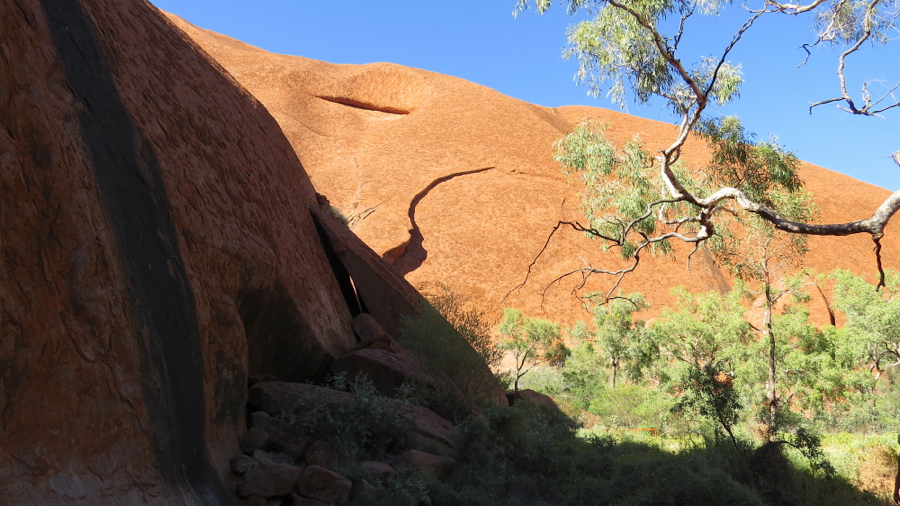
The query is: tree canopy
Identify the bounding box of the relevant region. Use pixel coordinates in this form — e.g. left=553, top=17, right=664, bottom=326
left=515, top=0, right=900, bottom=296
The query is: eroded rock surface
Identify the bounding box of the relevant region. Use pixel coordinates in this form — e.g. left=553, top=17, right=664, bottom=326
left=1, top=0, right=477, bottom=503
left=170, top=13, right=900, bottom=326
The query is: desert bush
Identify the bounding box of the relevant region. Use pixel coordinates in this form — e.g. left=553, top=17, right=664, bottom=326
left=352, top=468, right=434, bottom=506
left=426, top=284, right=503, bottom=370
left=278, top=373, right=413, bottom=466
left=399, top=299, right=500, bottom=421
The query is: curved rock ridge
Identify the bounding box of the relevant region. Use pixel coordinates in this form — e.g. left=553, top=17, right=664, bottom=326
left=0, top=1, right=450, bottom=503
left=169, top=14, right=899, bottom=325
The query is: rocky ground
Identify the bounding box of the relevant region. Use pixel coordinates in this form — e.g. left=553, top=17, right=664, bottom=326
left=231, top=376, right=459, bottom=506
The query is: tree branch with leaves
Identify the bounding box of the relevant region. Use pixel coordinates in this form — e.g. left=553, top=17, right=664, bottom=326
left=514, top=0, right=900, bottom=298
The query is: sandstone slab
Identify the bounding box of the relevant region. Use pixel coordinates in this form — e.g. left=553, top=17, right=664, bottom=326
left=506, top=389, right=560, bottom=412
left=393, top=449, right=455, bottom=481
left=238, top=464, right=304, bottom=498
left=295, top=465, right=351, bottom=506
left=357, top=461, right=395, bottom=481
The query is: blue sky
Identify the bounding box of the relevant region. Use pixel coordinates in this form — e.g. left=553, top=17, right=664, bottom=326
left=151, top=0, right=900, bottom=192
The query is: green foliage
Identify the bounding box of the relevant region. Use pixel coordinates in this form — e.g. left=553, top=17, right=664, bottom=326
left=279, top=373, right=412, bottom=466
left=832, top=269, right=900, bottom=379
left=652, top=285, right=752, bottom=370
left=591, top=293, right=656, bottom=387
left=697, top=116, right=802, bottom=204
left=551, top=0, right=744, bottom=113
left=434, top=402, right=881, bottom=506
left=352, top=469, right=434, bottom=506
left=498, top=308, right=564, bottom=390
left=400, top=300, right=500, bottom=421
left=426, top=284, right=504, bottom=370
left=586, top=383, right=676, bottom=431
left=554, top=121, right=692, bottom=258
left=675, top=363, right=744, bottom=450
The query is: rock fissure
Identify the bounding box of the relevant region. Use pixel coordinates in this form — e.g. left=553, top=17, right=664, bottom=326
left=390, top=166, right=495, bottom=276
left=316, top=95, right=410, bottom=116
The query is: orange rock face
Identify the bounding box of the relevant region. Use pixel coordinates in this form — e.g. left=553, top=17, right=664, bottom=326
left=170, top=15, right=899, bottom=326
left=0, top=0, right=430, bottom=503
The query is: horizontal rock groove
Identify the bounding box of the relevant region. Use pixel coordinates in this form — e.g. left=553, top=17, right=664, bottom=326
left=316, top=95, right=410, bottom=115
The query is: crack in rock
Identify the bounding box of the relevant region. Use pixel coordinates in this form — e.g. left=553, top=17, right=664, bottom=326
left=390, top=167, right=495, bottom=276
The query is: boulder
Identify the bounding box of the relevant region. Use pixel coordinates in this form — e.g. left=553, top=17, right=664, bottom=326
left=349, top=313, right=399, bottom=353
left=295, top=465, right=352, bottom=506
left=252, top=449, right=276, bottom=466
left=392, top=430, right=453, bottom=457
left=310, top=206, right=426, bottom=341
left=305, top=440, right=333, bottom=468
left=393, top=450, right=455, bottom=481
left=330, top=348, right=423, bottom=398
left=237, top=464, right=304, bottom=498
left=248, top=496, right=283, bottom=506
left=289, top=494, right=330, bottom=506
left=252, top=410, right=310, bottom=439
left=404, top=404, right=456, bottom=448
left=230, top=455, right=260, bottom=477
left=249, top=382, right=352, bottom=417
left=241, top=427, right=273, bottom=454
left=357, top=461, right=395, bottom=481
left=350, top=479, right=375, bottom=499
left=506, top=390, right=560, bottom=411
left=282, top=438, right=313, bottom=460
left=249, top=375, right=281, bottom=387
left=246, top=496, right=268, bottom=506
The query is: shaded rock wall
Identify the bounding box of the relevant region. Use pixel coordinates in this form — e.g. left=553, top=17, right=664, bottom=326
left=0, top=0, right=374, bottom=503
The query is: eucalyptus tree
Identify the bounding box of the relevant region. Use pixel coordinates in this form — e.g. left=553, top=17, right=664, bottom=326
left=591, top=292, right=655, bottom=388
left=832, top=269, right=900, bottom=381
left=514, top=0, right=900, bottom=296
left=651, top=286, right=753, bottom=445
left=710, top=187, right=817, bottom=427
left=498, top=308, right=564, bottom=391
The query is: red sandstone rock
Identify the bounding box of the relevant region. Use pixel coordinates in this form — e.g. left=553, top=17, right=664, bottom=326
left=305, top=441, right=333, bottom=469
left=349, top=313, right=400, bottom=353
left=231, top=455, right=260, bottom=477
left=507, top=389, right=561, bottom=411
left=357, top=461, right=395, bottom=481
left=290, top=494, right=330, bottom=506
left=249, top=382, right=352, bottom=417
left=170, top=14, right=900, bottom=328
left=295, top=465, right=351, bottom=506
left=349, top=479, right=375, bottom=500
left=241, top=427, right=273, bottom=454
left=0, top=1, right=460, bottom=503
left=238, top=464, right=303, bottom=498
left=393, top=449, right=456, bottom=480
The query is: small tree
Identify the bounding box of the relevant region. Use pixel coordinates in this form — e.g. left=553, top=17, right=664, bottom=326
left=652, top=286, right=752, bottom=446
left=427, top=283, right=504, bottom=371
left=591, top=293, right=653, bottom=389
left=498, top=308, right=563, bottom=391
left=709, top=188, right=818, bottom=430
left=832, top=269, right=900, bottom=381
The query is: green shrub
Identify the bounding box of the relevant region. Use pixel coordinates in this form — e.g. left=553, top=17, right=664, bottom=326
left=399, top=299, right=500, bottom=422
left=278, top=373, right=413, bottom=466
left=426, top=284, right=503, bottom=370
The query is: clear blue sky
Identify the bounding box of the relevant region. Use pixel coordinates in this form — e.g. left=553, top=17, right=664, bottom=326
left=151, top=0, right=899, bottom=192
